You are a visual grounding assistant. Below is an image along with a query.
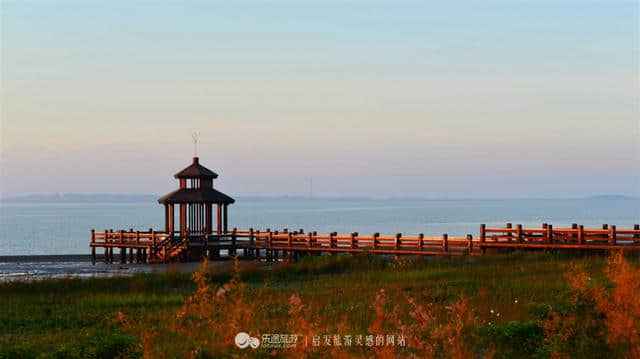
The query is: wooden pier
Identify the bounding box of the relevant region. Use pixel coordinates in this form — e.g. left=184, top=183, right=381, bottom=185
left=89, top=157, right=640, bottom=264
left=90, top=223, right=640, bottom=264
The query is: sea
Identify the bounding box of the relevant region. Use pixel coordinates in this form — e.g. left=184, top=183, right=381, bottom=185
left=1, top=197, right=638, bottom=280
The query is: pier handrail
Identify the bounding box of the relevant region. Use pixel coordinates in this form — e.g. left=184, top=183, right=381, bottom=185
left=90, top=222, right=640, bottom=263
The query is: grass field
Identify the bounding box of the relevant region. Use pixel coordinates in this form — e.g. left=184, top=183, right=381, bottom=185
left=1, top=251, right=639, bottom=358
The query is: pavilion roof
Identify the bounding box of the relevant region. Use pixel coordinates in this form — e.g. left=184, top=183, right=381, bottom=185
left=157, top=188, right=235, bottom=204
left=174, top=157, right=218, bottom=179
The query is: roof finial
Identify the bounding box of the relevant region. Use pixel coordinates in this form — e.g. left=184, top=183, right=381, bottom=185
left=192, top=132, right=200, bottom=157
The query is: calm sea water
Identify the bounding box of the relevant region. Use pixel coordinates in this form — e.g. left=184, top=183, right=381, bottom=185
left=1, top=198, right=639, bottom=256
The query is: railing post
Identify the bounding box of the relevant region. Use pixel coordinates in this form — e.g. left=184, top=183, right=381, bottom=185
left=90, top=229, right=96, bottom=264
left=418, top=233, right=424, bottom=251
left=480, top=224, right=486, bottom=255
left=249, top=228, right=255, bottom=258
left=547, top=224, right=553, bottom=244
left=267, top=229, right=273, bottom=262
left=329, top=232, right=336, bottom=255
left=152, top=229, right=156, bottom=248
left=571, top=223, right=578, bottom=242
left=231, top=228, right=237, bottom=257
left=351, top=232, right=358, bottom=249
left=467, top=234, right=473, bottom=255
left=634, top=224, right=640, bottom=243
left=394, top=233, right=402, bottom=260
left=119, top=230, right=126, bottom=264
left=104, top=229, right=109, bottom=263
left=442, top=234, right=448, bottom=253
left=136, top=230, right=140, bottom=245
left=609, top=225, right=616, bottom=246
left=506, top=223, right=512, bottom=242
left=516, top=224, right=523, bottom=243
left=373, top=232, right=379, bottom=251
left=578, top=224, right=585, bottom=245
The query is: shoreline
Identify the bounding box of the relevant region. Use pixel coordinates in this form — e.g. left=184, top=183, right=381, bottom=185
left=0, top=254, right=92, bottom=263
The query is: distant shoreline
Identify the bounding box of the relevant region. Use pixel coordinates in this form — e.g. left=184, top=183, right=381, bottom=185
left=2, top=193, right=638, bottom=203
left=0, top=255, right=92, bottom=263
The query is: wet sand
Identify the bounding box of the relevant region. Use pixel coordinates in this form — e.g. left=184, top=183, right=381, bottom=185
left=0, top=255, right=269, bottom=282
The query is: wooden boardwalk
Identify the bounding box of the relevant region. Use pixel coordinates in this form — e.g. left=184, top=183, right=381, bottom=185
left=90, top=223, right=640, bottom=264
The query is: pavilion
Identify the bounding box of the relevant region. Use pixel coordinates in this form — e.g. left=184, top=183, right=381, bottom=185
left=158, top=157, right=235, bottom=239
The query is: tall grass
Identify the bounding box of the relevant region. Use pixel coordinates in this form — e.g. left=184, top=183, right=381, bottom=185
left=1, top=251, right=639, bottom=358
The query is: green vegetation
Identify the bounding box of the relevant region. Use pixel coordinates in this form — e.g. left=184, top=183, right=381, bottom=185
left=1, top=251, right=638, bottom=358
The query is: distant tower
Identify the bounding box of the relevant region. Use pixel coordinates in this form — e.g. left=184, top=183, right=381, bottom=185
left=158, top=157, right=235, bottom=238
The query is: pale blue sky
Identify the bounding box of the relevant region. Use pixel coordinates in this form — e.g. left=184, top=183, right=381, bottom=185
left=1, top=0, right=639, bottom=198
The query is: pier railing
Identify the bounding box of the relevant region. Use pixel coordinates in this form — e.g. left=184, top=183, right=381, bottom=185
left=90, top=223, right=640, bottom=264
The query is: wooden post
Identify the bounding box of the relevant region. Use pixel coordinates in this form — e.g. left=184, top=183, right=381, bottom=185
left=516, top=224, right=523, bottom=243
left=442, top=234, right=448, bottom=253
left=506, top=223, right=512, bottom=242
left=351, top=232, right=358, bottom=249
left=223, top=205, right=228, bottom=234
left=216, top=204, right=222, bottom=234
left=90, top=229, right=96, bottom=264
left=329, top=232, right=337, bottom=255
left=578, top=225, right=585, bottom=245
left=609, top=225, right=616, bottom=245
left=248, top=228, right=255, bottom=258
left=467, top=234, right=473, bottom=255
left=231, top=228, right=237, bottom=257
left=547, top=224, right=553, bottom=244
left=418, top=233, right=424, bottom=251
left=571, top=223, right=578, bottom=242
left=287, top=232, right=293, bottom=262
left=480, top=224, right=486, bottom=255
left=267, top=229, right=273, bottom=262
left=151, top=229, right=156, bottom=248
left=634, top=224, right=640, bottom=243
left=373, top=232, right=380, bottom=251
left=394, top=233, right=402, bottom=260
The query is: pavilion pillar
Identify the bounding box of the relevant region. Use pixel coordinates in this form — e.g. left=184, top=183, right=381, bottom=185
left=164, top=204, right=170, bottom=233
left=205, top=203, right=212, bottom=234
left=216, top=204, right=222, bottom=234
left=180, top=203, right=186, bottom=238
left=223, top=204, right=228, bottom=234
left=169, top=204, right=175, bottom=234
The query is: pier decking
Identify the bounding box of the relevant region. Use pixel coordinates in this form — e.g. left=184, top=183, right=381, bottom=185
left=90, top=223, right=640, bottom=264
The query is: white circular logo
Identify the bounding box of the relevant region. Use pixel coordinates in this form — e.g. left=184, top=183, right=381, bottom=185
left=235, top=332, right=251, bottom=349
left=235, top=332, right=260, bottom=349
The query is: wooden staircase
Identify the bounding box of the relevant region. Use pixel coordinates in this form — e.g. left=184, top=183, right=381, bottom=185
left=149, top=237, right=189, bottom=263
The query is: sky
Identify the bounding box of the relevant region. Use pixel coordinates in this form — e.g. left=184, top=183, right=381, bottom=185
left=1, top=0, right=639, bottom=198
